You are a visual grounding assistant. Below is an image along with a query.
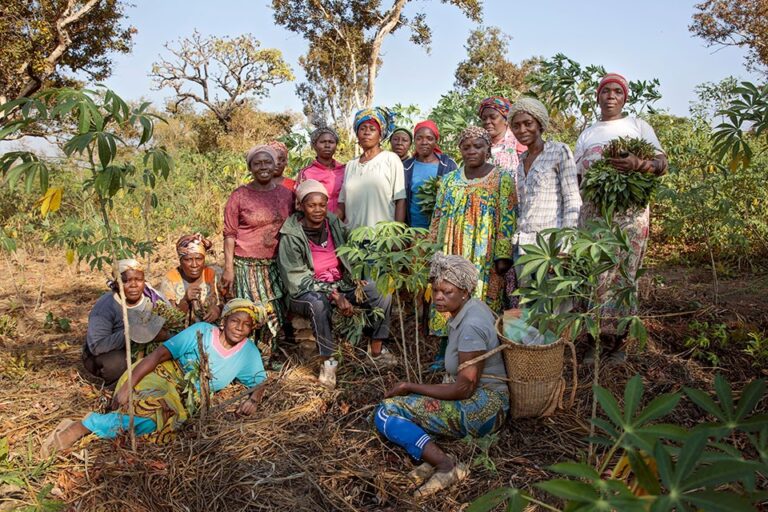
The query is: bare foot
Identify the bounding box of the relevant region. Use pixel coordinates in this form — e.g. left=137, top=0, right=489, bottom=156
left=40, top=419, right=89, bottom=458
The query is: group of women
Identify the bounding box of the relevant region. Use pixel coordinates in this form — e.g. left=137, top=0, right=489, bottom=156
left=46, top=72, right=667, bottom=498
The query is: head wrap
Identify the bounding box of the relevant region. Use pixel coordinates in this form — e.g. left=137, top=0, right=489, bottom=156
left=458, top=125, right=492, bottom=149
left=268, top=140, right=288, bottom=159
left=296, top=179, right=329, bottom=203
left=176, top=233, right=212, bottom=258
left=222, top=298, right=267, bottom=328
left=117, top=259, right=142, bottom=275
left=353, top=107, right=396, bottom=139
left=310, top=127, right=339, bottom=145
left=246, top=145, right=277, bottom=167
left=413, top=120, right=443, bottom=154
left=597, top=73, right=629, bottom=100
left=429, top=252, right=479, bottom=294
left=389, top=127, right=413, bottom=142
left=478, top=96, right=512, bottom=120
left=509, top=97, right=550, bottom=132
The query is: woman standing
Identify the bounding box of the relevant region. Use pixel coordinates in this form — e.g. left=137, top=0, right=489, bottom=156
left=222, top=145, right=294, bottom=340
left=428, top=126, right=516, bottom=336
left=389, top=127, right=413, bottom=163
left=296, top=127, right=346, bottom=215
left=575, top=73, right=667, bottom=359
left=373, top=253, right=508, bottom=497
left=160, top=233, right=224, bottom=325
left=269, top=140, right=296, bottom=192
left=402, top=120, right=458, bottom=229
left=478, top=96, right=526, bottom=175
left=338, top=107, right=406, bottom=229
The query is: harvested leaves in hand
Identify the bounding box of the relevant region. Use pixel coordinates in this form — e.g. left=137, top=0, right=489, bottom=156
left=582, top=137, right=659, bottom=213
left=415, top=175, right=440, bottom=218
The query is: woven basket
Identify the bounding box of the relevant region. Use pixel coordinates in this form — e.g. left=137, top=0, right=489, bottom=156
left=495, top=317, right=577, bottom=419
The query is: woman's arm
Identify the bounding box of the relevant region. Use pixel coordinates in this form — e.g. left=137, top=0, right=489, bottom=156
left=222, top=237, right=236, bottom=295
left=384, top=350, right=485, bottom=401
left=111, top=346, right=173, bottom=409
left=394, top=198, right=406, bottom=223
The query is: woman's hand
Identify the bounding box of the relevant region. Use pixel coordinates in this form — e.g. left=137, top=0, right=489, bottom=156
left=237, top=397, right=259, bottom=416
left=384, top=381, right=411, bottom=398
left=494, top=259, right=512, bottom=276
left=110, top=384, right=131, bottom=411
left=184, top=282, right=203, bottom=303
left=221, top=268, right=234, bottom=295
left=607, top=155, right=643, bottom=173
left=334, top=295, right=355, bottom=317
left=203, top=304, right=222, bottom=323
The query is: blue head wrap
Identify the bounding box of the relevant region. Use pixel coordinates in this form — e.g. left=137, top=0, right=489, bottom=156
left=353, top=107, right=396, bottom=139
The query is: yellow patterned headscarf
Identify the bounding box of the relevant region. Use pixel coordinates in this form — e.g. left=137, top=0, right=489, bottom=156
left=176, top=233, right=212, bottom=258
left=221, top=298, right=267, bottom=328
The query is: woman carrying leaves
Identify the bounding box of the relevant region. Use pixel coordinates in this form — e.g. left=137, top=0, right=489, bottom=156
left=402, top=120, right=458, bottom=229
left=222, top=145, right=294, bottom=343
left=574, top=73, right=668, bottom=361
left=42, top=299, right=268, bottom=455
left=159, top=233, right=225, bottom=326
left=428, top=126, right=516, bottom=337
left=373, top=253, right=508, bottom=498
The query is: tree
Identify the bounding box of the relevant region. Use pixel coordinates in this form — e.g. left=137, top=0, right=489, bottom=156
left=690, top=0, right=768, bottom=73
left=273, top=0, right=482, bottom=128
left=151, top=31, right=294, bottom=132
left=454, top=26, right=539, bottom=92
left=0, top=0, right=134, bottom=105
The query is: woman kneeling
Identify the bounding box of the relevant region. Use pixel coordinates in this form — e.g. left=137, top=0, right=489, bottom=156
left=43, top=299, right=268, bottom=454
left=373, top=253, right=509, bottom=498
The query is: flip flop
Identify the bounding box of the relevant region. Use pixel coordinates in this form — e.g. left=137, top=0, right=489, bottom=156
left=40, top=418, right=77, bottom=458
left=414, top=461, right=469, bottom=498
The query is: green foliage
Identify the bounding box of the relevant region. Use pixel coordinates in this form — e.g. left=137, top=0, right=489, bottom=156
left=332, top=305, right=384, bottom=348
left=685, top=321, right=728, bottom=366
left=581, top=137, right=660, bottom=214
left=429, top=75, right=520, bottom=160
left=515, top=219, right=646, bottom=343
left=711, top=81, right=768, bottom=169
left=0, top=313, right=18, bottom=337
left=0, top=437, right=65, bottom=511
left=462, top=432, right=500, bottom=473
left=43, top=312, right=71, bottom=333
left=744, top=331, right=768, bottom=367
left=414, top=175, right=440, bottom=218
left=469, top=375, right=768, bottom=512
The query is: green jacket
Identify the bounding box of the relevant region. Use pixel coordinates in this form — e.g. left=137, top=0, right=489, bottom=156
left=278, top=212, right=354, bottom=299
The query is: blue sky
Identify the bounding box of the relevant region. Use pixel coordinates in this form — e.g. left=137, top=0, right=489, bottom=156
left=102, top=0, right=759, bottom=119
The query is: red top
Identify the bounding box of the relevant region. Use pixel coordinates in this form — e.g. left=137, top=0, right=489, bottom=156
left=279, top=177, right=296, bottom=192
left=223, top=185, right=294, bottom=259
left=309, top=222, right=342, bottom=283
left=297, top=159, right=346, bottom=214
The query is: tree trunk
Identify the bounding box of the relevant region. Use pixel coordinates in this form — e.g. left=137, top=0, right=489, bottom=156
left=364, top=0, right=408, bottom=107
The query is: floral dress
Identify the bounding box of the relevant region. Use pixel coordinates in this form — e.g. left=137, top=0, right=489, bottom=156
left=428, top=167, right=516, bottom=335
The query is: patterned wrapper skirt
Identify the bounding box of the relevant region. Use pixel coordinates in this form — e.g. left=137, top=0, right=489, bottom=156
left=376, top=387, right=509, bottom=439
left=233, top=256, right=285, bottom=338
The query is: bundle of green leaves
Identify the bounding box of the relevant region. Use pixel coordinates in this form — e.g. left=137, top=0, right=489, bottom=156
left=581, top=137, right=659, bottom=213
left=415, top=175, right=440, bottom=218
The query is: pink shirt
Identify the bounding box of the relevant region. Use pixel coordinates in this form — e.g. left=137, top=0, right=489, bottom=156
left=297, top=160, right=345, bottom=214
left=309, top=224, right=342, bottom=282
left=223, top=185, right=294, bottom=259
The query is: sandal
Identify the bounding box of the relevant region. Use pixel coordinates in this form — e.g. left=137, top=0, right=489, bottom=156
left=407, top=462, right=435, bottom=486
left=40, top=418, right=77, bottom=458
left=414, top=461, right=469, bottom=498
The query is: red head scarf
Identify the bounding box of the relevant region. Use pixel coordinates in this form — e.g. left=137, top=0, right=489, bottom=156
left=597, top=73, right=629, bottom=99
left=413, top=120, right=443, bottom=154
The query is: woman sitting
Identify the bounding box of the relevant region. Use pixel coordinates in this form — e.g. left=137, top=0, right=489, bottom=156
left=159, top=233, right=224, bottom=326
left=43, top=299, right=268, bottom=454
left=278, top=180, right=396, bottom=375
left=373, top=253, right=509, bottom=498
left=83, top=259, right=170, bottom=387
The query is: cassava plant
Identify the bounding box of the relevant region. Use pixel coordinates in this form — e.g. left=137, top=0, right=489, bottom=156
left=515, top=217, right=647, bottom=462
left=336, top=222, right=439, bottom=382
left=415, top=175, right=440, bottom=219
left=468, top=374, right=768, bottom=512
left=0, top=87, right=173, bottom=450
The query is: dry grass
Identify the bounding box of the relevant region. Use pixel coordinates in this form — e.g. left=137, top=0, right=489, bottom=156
left=1, top=251, right=766, bottom=511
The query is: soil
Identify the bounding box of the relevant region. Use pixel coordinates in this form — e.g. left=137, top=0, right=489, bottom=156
left=0, top=248, right=766, bottom=511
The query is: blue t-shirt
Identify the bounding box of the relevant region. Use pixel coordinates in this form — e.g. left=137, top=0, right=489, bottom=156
left=409, top=160, right=440, bottom=229
left=164, top=323, right=266, bottom=391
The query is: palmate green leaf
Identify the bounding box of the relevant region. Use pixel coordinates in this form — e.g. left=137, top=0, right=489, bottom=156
left=672, top=431, right=708, bottom=487
left=628, top=450, right=662, bottom=495
left=537, top=479, right=600, bottom=502
left=550, top=462, right=600, bottom=480
left=594, top=385, right=623, bottom=427
left=623, top=375, right=644, bottom=422
left=467, top=487, right=530, bottom=512
left=633, top=392, right=681, bottom=426
left=685, top=459, right=763, bottom=491
left=683, top=490, right=757, bottom=512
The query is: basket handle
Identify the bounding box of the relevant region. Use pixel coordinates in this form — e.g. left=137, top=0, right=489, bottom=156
left=456, top=342, right=509, bottom=373
left=564, top=340, right=578, bottom=409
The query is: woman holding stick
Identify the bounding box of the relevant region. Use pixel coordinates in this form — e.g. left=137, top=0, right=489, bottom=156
left=42, top=299, right=268, bottom=454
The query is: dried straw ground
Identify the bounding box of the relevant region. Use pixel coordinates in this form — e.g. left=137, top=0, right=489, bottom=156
left=1, top=250, right=766, bottom=511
